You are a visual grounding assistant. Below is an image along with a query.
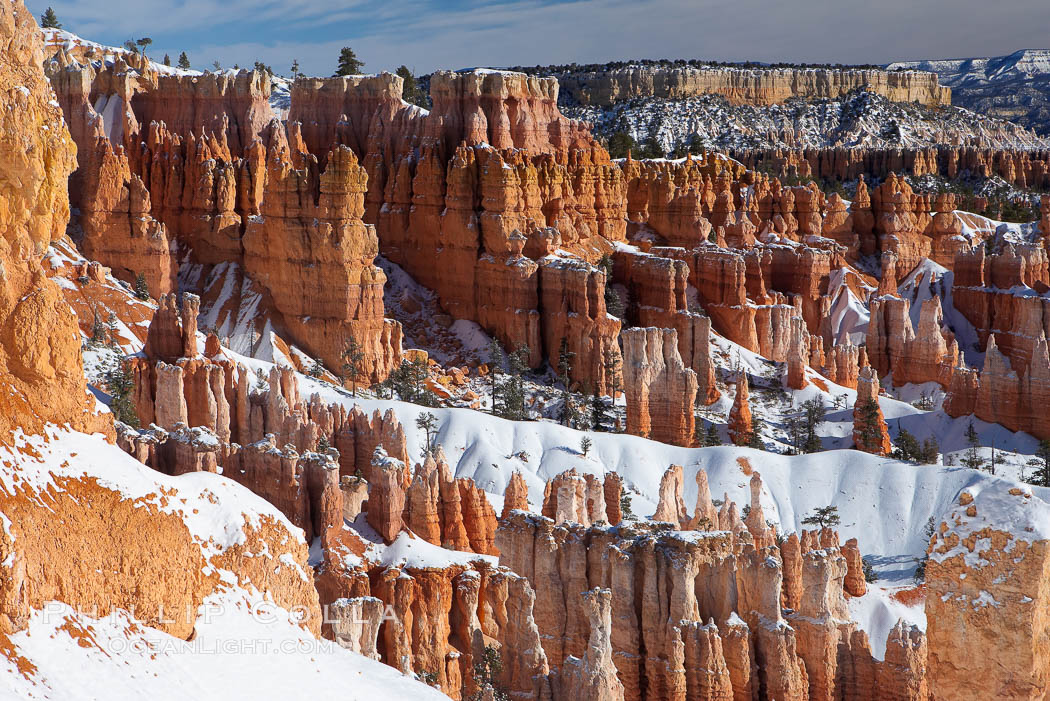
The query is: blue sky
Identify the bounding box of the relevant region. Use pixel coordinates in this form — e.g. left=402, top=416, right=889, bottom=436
left=27, top=0, right=1050, bottom=78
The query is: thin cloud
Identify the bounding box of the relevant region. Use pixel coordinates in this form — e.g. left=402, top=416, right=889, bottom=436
left=28, top=0, right=1050, bottom=78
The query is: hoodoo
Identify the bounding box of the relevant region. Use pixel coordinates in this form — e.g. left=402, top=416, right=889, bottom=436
left=3, top=2, right=1050, bottom=698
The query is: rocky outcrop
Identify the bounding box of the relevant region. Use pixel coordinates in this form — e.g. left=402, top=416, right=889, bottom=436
left=496, top=510, right=914, bottom=701
left=867, top=294, right=958, bottom=388
left=367, top=447, right=407, bottom=543
left=403, top=449, right=499, bottom=554
left=502, top=470, right=531, bottom=519
left=943, top=246, right=1050, bottom=440
left=553, top=588, right=625, bottom=701
left=243, top=140, right=402, bottom=383
left=621, top=327, right=698, bottom=446
left=0, top=1, right=110, bottom=438
left=853, top=366, right=892, bottom=455
left=652, top=464, right=688, bottom=527
left=734, top=145, right=1050, bottom=193
left=328, top=596, right=384, bottom=659
left=926, top=488, right=1050, bottom=700
left=557, top=65, right=950, bottom=107
left=728, top=375, right=754, bottom=446
left=541, top=468, right=610, bottom=527
left=613, top=247, right=720, bottom=404
left=314, top=550, right=553, bottom=700
left=45, top=50, right=404, bottom=385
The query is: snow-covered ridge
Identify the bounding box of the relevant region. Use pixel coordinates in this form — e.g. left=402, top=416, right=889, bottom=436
left=564, top=89, right=1049, bottom=154
left=888, top=49, right=1050, bottom=136
left=41, top=28, right=203, bottom=77
left=888, top=49, right=1050, bottom=85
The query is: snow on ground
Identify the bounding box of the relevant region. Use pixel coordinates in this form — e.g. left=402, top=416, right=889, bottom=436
left=848, top=584, right=926, bottom=659
left=0, top=427, right=301, bottom=562
left=0, top=589, right=446, bottom=701
left=285, top=366, right=1049, bottom=580
left=565, top=89, right=1049, bottom=154
left=42, top=28, right=203, bottom=78
left=349, top=515, right=499, bottom=570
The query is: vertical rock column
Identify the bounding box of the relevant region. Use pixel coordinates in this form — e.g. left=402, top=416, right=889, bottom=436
left=622, top=327, right=698, bottom=446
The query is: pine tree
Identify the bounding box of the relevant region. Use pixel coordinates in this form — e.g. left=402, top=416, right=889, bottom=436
left=415, top=412, right=438, bottom=457
left=619, top=491, right=634, bottom=519
left=704, top=422, right=721, bottom=446
left=801, top=505, right=840, bottom=529
left=960, top=422, right=988, bottom=471
left=920, top=437, right=940, bottom=465
left=163, top=54, right=171, bottom=66
left=854, top=399, right=885, bottom=454
left=590, top=390, right=609, bottom=432
left=557, top=339, right=577, bottom=426
left=395, top=65, right=425, bottom=107
left=1028, top=439, right=1050, bottom=487
left=89, top=311, right=107, bottom=346
left=291, top=59, right=301, bottom=78
left=503, top=345, right=530, bottom=421
left=603, top=347, right=622, bottom=399
left=892, top=426, right=922, bottom=462
left=389, top=356, right=434, bottom=406
left=580, top=436, right=592, bottom=457
left=317, top=433, right=331, bottom=453
left=133, top=272, right=150, bottom=301
left=177, top=52, right=191, bottom=70
left=136, top=37, right=152, bottom=56
left=40, top=7, right=61, bottom=29
left=105, top=358, right=139, bottom=428
left=334, top=47, right=364, bottom=76
left=487, top=337, right=505, bottom=416
left=784, top=416, right=803, bottom=455
left=341, top=336, right=365, bottom=396
left=801, top=397, right=825, bottom=453
left=746, top=416, right=765, bottom=450
left=696, top=419, right=721, bottom=447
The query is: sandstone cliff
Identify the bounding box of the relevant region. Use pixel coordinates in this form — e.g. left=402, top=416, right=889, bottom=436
left=557, top=65, right=950, bottom=107
left=0, top=0, right=109, bottom=438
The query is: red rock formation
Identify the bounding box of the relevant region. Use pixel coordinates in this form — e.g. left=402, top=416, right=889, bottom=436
left=243, top=141, right=402, bottom=382
left=943, top=246, right=1050, bottom=439
left=853, top=367, right=891, bottom=455
left=553, top=588, right=625, bottom=701
left=602, top=473, right=624, bottom=526
left=502, top=470, right=531, bottom=519
left=652, top=464, right=688, bottom=526
left=926, top=488, right=1050, bottom=700
left=728, top=375, right=754, bottom=446
left=316, top=552, right=553, bottom=700
left=367, top=447, right=406, bottom=543
left=841, top=538, right=867, bottom=597
left=734, top=146, right=1050, bottom=193
left=497, top=512, right=910, bottom=701
left=539, top=257, right=622, bottom=391
left=622, top=327, right=698, bottom=446
left=0, top=1, right=110, bottom=438
left=867, top=295, right=958, bottom=388
left=687, top=469, right=719, bottom=531
left=614, top=247, right=720, bottom=404
left=541, top=468, right=610, bottom=526
left=559, top=65, right=950, bottom=107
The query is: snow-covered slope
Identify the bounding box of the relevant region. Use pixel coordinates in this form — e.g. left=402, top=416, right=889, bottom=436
left=564, top=89, right=1049, bottom=154
left=889, top=50, right=1050, bottom=136
left=0, top=425, right=446, bottom=700
left=1, top=591, right=446, bottom=701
